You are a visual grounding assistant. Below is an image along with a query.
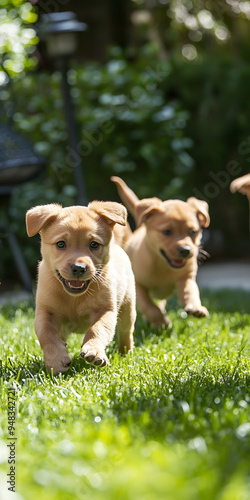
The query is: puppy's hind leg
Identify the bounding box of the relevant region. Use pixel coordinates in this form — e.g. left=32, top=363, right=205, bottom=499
left=117, top=299, right=136, bottom=354
left=136, top=284, right=171, bottom=328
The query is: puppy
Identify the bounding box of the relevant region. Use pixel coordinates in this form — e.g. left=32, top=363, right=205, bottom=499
left=230, top=173, right=250, bottom=229
left=111, top=176, right=210, bottom=327
left=26, top=201, right=136, bottom=375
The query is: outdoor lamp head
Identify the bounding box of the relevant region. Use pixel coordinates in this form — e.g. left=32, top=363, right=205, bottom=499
left=38, top=12, right=87, bottom=57
left=0, top=124, right=45, bottom=186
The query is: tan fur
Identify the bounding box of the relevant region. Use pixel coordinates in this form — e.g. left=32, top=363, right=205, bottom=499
left=230, top=173, right=250, bottom=197
left=111, top=176, right=210, bottom=326
left=26, top=201, right=136, bottom=375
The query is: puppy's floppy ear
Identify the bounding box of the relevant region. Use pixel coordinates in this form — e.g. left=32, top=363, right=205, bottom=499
left=135, top=198, right=164, bottom=227
left=88, top=201, right=127, bottom=226
left=26, top=204, right=62, bottom=237
left=187, top=197, right=210, bottom=228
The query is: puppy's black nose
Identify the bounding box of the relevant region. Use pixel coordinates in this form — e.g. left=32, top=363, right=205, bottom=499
left=71, top=263, right=87, bottom=278
left=179, top=246, right=191, bottom=258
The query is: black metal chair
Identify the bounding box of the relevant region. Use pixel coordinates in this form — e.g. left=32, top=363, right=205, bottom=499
left=0, top=63, right=46, bottom=293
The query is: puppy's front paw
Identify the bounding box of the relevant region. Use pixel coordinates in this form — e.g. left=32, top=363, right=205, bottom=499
left=81, top=343, right=109, bottom=367
left=185, top=304, right=209, bottom=318
left=44, top=342, right=72, bottom=376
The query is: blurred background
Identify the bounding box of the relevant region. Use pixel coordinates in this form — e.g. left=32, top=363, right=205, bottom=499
left=0, top=0, right=250, bottom=290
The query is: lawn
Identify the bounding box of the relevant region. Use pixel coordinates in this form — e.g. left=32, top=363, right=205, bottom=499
left=0, top=289, right=250, bottom=500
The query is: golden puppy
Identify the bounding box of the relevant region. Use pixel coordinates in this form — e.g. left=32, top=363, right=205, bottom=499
left=111, top=176, right=210, bottom=327
left=230, top=173, right=250, bottom=229
left=26, top=201, right=136, bottom=375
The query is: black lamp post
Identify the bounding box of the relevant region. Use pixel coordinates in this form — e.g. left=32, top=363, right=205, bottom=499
left=38, top=12, right=88, bottom=206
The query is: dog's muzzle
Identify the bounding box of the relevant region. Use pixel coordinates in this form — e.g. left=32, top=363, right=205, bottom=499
left=56, top=269, right=90, bottom=295
left=160, top=248, right=188, bottom=269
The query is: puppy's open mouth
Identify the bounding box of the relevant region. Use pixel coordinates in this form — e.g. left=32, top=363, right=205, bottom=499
left=160, top=249, right=187, bottom=269
left=56, top=270, right=90, bottom=295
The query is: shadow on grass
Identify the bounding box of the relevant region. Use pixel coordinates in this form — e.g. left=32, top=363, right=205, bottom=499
left=201, top=288, right=250, bottom=314
left=167, top=289, right=250, bottom=314
left=133, top=289, right=250, bottom=346
left=141, top=289, right=250, bottom=320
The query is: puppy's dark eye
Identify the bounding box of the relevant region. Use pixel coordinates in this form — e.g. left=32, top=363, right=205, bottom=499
left=189, top=229, right=197, bottom=237
left=90, top=241, right=100, bottom=250
left=163, top=229, right=172, bottom=236
left=56, top=241, right=66, bottom=249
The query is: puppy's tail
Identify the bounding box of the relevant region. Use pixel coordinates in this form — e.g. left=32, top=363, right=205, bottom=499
left=111, top=176, right=139, bottom=220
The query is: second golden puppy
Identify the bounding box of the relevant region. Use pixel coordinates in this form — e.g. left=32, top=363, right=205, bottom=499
left=112, top=176, right=210, bottom=327
left=26, top=201, right=136, bottom=375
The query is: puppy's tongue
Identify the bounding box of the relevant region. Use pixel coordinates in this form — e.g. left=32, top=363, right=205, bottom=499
left=66, top=280, right=86, bottom=289
left=169, top=258, right=186, bottom=267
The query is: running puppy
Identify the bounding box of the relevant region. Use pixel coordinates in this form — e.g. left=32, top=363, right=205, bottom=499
left=111, top=176, right=210, bottom=327
left=26, top=201, right=136, bottom=375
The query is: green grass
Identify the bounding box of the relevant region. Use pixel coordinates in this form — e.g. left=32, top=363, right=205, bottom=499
left=0, top=290, right=250, bottom=500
